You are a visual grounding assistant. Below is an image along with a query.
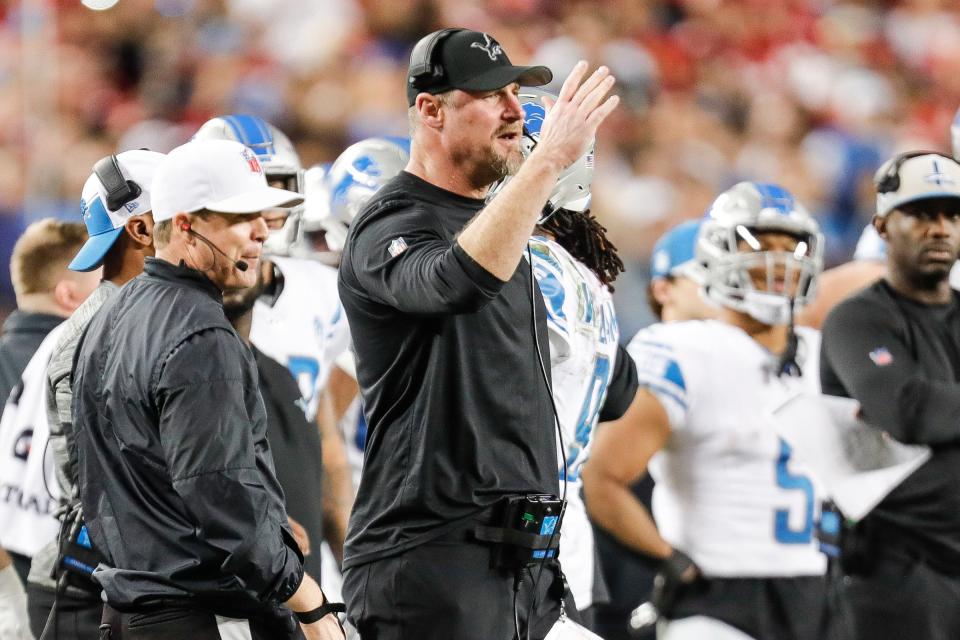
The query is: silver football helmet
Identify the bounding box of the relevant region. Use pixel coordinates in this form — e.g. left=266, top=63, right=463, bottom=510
left=697, top=182, right=824, bottom=326
left=291, top=164, right=341, bottom=265
left=327, top=136, right=410, bottom=239
left=488, top=87, right=594, bottom=217
left=193, top=114, right=304, bottom=256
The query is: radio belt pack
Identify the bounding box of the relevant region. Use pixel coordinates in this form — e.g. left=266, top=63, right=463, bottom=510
left=474, top=494, right=564, bottom=571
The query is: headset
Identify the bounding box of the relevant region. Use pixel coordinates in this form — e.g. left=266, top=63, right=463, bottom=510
left=407, top=28, right=464, bottom=92
left=92, top=154, right=141, bottom=211
left=179, top=221, right=249, bottom=272
left=874, top=150, right=955, bottom=193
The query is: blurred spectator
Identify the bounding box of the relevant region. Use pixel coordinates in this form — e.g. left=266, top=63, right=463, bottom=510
left=3, top=0, right=960, bottom=339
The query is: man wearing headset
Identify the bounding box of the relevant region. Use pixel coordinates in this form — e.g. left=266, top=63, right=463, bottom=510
left=820, top=152, right=960, bottom=639
left=337, top=28, right=618, bottom=639
left=72, top=139, right=343, bottom=639
left=14, top=150, right=164, bottom=640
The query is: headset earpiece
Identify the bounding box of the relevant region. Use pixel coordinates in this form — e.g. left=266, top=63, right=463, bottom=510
left=92, top=155, right=142, bottom=211
left=408, top=28, right=463, bottom=91
left=875, top=150, right=953, bottom=194
left=180, top=222, right=191, bottom=232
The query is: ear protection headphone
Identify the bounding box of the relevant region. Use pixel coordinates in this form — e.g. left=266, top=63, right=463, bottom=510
left=407, top=28, right=464, bottom=92
left=93, top=155, right=141, bottom=211
left=875, top=150, right=954, bottom=194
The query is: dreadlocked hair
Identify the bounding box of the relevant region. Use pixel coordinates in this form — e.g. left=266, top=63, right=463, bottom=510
left=539, top=209, right=625, bottom=291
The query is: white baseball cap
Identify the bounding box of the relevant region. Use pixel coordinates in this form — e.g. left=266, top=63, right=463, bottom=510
left=70, top=149, right=166, bottom=272
left=875, top=152, right=960, bottom=217
left=151, top=139, right=304, bottom=222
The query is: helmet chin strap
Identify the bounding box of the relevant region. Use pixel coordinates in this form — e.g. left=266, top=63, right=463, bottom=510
left=739, top=290, right=801, bottom=377
left=775, top=296, right=801, bottom=378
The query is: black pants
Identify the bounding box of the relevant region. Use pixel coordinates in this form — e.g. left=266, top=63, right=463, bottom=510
left=343, top=539, right=564, bottom=640
left=27, top=583, right=101, bottom=640
left=97, top=605, right=305, bottom=640
left=847, top=550, right=960, bottom=640
left=670, top=575, right=829, bottom=640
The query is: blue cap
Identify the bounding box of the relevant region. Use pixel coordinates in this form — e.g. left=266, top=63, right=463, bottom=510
left=650, top=220, right=702, bottom=280
left=69, top=150, right=165, bottom=272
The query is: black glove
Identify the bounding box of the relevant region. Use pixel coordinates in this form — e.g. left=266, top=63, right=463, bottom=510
left=651, top=549, right=700, bottom=619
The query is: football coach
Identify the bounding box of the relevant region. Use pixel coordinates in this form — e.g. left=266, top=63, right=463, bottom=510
left=73, top=139, right=344, bottom=640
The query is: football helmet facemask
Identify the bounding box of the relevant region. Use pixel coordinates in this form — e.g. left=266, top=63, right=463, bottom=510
left=697, top=182, right=824, bottom=326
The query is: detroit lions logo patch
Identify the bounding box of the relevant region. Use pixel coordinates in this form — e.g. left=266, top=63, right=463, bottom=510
left=471, top=34, right=503, bottom=61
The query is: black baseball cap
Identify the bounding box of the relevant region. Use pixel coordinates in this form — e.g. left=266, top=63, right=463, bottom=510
left=406, top=29, right=553, bottom=106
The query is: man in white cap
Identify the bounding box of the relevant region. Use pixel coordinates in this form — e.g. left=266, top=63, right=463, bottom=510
left=22, top=149, right=164, bottom=640
left=72, top=139, right=344, bottom=639
left=821, top=151, right=960, bottom=640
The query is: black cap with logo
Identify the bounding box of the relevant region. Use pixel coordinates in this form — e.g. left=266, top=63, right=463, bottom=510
left=406, top=29, right=553, bottom=106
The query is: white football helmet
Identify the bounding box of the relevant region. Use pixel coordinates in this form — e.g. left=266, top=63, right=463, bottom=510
left=488, top=87, right=594, bottom=217
left=697, top=182, right=824, bottom=326
left=291, top=164, right=341, bottom=265
left=193, top=114, right=304, bottom=256
left=327, top=136, right=410, bottom=238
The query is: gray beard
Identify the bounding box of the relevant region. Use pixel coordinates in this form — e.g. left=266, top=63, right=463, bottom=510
left=488, top=148, right=523, bottom=181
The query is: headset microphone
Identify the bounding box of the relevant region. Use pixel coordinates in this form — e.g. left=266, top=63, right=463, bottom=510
left=180, top=222, right=249, bottom=272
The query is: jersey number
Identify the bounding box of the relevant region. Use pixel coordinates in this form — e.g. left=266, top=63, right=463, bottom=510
left=562, top=355, right=610, bottom=482
left=774, top=438, right=814, bottom=544
left=287, top=356, right=320, bottom=408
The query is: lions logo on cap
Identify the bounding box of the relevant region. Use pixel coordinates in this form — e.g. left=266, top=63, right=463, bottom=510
left=471, top=33, right=503, bottom=61
left=925, top=159, right=955, bottom=187
left=242, top=147, right=263, bottom=175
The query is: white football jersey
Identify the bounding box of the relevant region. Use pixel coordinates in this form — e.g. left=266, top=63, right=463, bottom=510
left=528, top=236, right=620, bottom=610
left=0, top=323, right=66, bottom=557
left=251, top=256, right=351, bottom=421
left=627, top=320, right=826, bottom=578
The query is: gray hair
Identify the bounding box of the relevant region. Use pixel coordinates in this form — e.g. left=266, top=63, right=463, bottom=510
left=408, top=91, right=456, bottom=135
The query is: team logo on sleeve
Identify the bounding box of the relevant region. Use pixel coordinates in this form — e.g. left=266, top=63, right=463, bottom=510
left=388, top=237, right=408, bottom=257
left=869, top=346, right=893, bottom=366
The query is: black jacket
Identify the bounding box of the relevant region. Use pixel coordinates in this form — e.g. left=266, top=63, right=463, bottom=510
left=0, top=310, right=62, bottom=406
left=73, top=258, right=303, bottom=617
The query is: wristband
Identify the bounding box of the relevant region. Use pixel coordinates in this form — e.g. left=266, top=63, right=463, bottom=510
left=295, top=602, right=345, bottom=624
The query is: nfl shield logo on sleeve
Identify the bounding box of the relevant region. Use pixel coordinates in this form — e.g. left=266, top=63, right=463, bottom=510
left=388, top=237, right=408, bottom=257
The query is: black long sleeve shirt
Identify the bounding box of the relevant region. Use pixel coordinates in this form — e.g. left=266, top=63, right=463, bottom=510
left=73, top=258, right=303, bottom=617
left=338, top=171, right=558, bottom=569
left=254, top=346, right=324, bottom=581
left=820, top=279, right=960, bottom=571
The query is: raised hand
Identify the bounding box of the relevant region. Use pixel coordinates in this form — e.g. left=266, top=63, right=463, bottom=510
left=533, top=61, right=619, bottom=170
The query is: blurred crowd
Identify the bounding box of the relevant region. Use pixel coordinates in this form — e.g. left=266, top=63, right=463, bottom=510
left=2, top=0, right=960, bottom=335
